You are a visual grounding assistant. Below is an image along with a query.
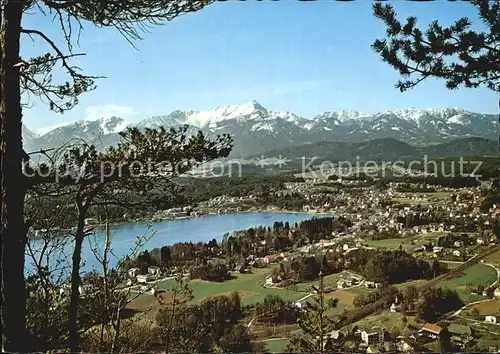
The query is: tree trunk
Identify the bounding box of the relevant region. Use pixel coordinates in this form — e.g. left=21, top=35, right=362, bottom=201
left=0, top=6, right=3, bottom=353
left=68, top=206, right=87, bottom=351
left=1, top=1, right=27, bottom=351
left=111, top=309, right=121, bottom=354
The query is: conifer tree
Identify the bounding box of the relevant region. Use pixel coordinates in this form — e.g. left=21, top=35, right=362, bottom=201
left=372, top=1, right=499, bottom=145
left=286, top=270, right=341, bottom=353
left=0, top=1, right=215, bottom=351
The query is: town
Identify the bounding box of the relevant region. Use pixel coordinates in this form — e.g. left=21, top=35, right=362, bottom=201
left=2, top=0, right=498, bottom=352
left=67, top=173, right=500, bottom=352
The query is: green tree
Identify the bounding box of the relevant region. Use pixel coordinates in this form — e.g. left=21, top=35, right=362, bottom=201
left=217, top=323, right=254, bottom=353
left=155, top=274, right=194, bottom=353
left=402, top=285, right=419, bottom=311
left=27, top=124, right=231, bottom=350
left=417, top=287, right=463, bottom=322
left=431, top=259, right=441, bottom=278
left=372, top=1, right=499, bottom=92
left=81, top=221, right=156, bottom=353
left=372, top=1, right=499, bottom=145
left=254, top=295, right=298, bottom=325
left=286, top=271, right=340, bottom=353
left=0, top=1, right=215, bottom=351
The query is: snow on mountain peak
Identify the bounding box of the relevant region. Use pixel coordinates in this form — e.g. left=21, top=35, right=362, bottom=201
left=392, top=107, right=472, bottom=126
left=23, top=101, right=498, bottom=159
left=184, top=101, right=269, bottom=127
left=34, top=121, right=77, bottom=136
left=98, top=116, right=128, bottom=134
left=34, top=116, right=127, bottom=136
left=312, top=109, right=368, bottom=122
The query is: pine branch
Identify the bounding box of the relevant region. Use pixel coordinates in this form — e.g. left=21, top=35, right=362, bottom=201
left=372, top=2, right=500, bottom=93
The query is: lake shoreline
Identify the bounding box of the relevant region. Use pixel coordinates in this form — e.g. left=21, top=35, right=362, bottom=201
left=29, top=209, right=332, bottom=239
left=26, top=211, right=324, bottom=273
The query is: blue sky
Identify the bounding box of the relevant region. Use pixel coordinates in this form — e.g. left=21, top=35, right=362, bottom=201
left=22, top=0, right=498, bottom=130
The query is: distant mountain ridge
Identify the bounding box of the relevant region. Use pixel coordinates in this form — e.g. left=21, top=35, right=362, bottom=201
left=256, top=137, right=498, bottom=164
left=23, top=101, right=498, bottom=157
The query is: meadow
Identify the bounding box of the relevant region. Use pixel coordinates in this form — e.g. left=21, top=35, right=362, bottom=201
left=485, top=249, right=500, bottom=267
left=392, top=191, right=453, bottom=206
left=260, top=338, right=289, bottom=353
left=362, top=238, right=416, bottom=252
left=436, top=264, right=496, bottom=303
left=470, top=299, right=500, bottom=315
left=154, top=268, right=306, bottom=305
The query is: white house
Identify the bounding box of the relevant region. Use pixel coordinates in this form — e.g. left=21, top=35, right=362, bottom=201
left=59, top=285, right=71, bottom=297
left=390, top=298, right=402, bottom=313
left=365, top=281, right=375, bottom=288
left=148, top=266, right=161, bottom=276
left=413, top=245, right=426, bottom=253
left=78, top=284, right=93, bottom=296
left=453, top=241, right=464, bottom=248
left=265, top=276, right=274, bottom=286
left=397, top=340, right=415, bottom=353
left=453, top=250, right=461, bottom=257
left=337, top=280, right=347, bottom=289
left=361, top=327, right=385, bottom=345
left=485, top=315, right=497, bottom=324
left=293, top=301, right=307, bottom=309
left=494, top=287, right=500, bottom=298
left=136, top=274, right=150, bottom=284
left=326, top=329, right=342, bottom=340
left=84, top=218, right=99, bottom=225
left=128, top=267, right=140, bottom=278
left=390, top=302, right=402, bottom=313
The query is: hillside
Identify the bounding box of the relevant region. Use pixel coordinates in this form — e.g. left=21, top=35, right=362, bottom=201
left=23, top=102, right=498, bottom=157
left=255, top=137, right=498, bottom=164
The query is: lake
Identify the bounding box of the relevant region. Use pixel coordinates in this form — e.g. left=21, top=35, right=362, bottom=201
left=26, top=212, right=325, bottom=275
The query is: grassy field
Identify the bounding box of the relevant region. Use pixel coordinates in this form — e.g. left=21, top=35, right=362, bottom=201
left=156, top=268, right=306, bottom=305
left=392, top=198, right=427, bottom=205
left=362, top=238, right=415, bottom=252
left=470, top=299, right=500, bottom=315
left=295, top=273, right=341, bottom=292
left=362, top=231, right=450, bottom=252
left=440, top=261, right=463, bottom=270
left=261, top=338, right=289, bottom=353
left=393, top=192, right=453, bottom=206
left=437, top=264, right=497, bottom=303
left=424, top=191, right=454, bottom=199
left=485, top=249, right=500, bottom=267
left=340, top=286, right=370, bottom=296
left=127, top=267, right=368, bottom=322
left=345, top=311, right=420, bottom=336
left=395, top=279, right=427, bottom=290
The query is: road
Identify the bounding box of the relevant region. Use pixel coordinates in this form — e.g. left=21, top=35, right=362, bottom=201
left=296, top=293, right=313, bottom=302
left=447, top=256, right=500, bottom=319
left=256, top=337, right=288, bottom=343
left=451, top=298, right=491, bottom=317
left=440, top=260, right=465, bottom=265
left=452, top=312, right=500, bottom=336
left=484, top=262, right=500, bottom=292
left=418, top=245, right=500, bottom=292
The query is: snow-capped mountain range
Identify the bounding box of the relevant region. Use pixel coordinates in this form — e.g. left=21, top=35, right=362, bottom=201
left=23, top=101, right=498, bottom=157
